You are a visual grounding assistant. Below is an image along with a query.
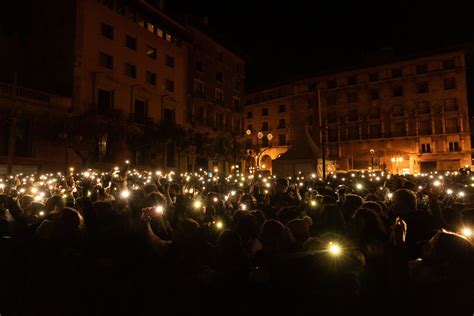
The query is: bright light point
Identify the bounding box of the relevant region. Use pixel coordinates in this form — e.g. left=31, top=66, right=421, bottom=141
left=310, top=200, right=317, bottom=207
left=239, top=182, right=243, bottom=187
left=328, top=242, right=342, bottom=256
left=418, top=186, right=423, bottom=190
left=447, top=189, right=453, bottom=195
left=240, top=204, right=247, bottom=210
left=193, top=200, right=202, bottom=209
left=265, top=183, right=271, bottom=188
left=39, top=211, right=45, bottom=217
left=387, top=193, right=393, bottom=199
left=125, top=160, right=130, bottom=164
left=299, top=182, right=304, bottom=187
left=433, top=180, right=441, bottom=187
left=155, top=205, right=164, bottom=214
left=34, top=195, right=42, bottom=201
left=356, top=183, right=363, bottom=190
left=213, top=197, right=218, bottom=203
left=120, top=190, right=130, bottom=199
left=216, top=221, right=224, bottom=229
left=230, top=191, right=236, bottom=196
left=19, top=188, right=25, bottom=193
left=462, top=227, right=472, bottom=237
left=459, top=191, right=465, bottom=197
left=31, top=187, right=38, bottom=194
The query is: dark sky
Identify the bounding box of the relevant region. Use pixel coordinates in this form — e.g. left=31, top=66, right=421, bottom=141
left=167, top=0, right=474, bottom=88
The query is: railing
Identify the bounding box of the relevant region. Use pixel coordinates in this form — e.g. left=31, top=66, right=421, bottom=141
left=0, top=82, right=50, bottom=103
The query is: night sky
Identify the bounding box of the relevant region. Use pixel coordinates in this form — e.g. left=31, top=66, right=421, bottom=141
left=166, top=0, right=474, bottom=88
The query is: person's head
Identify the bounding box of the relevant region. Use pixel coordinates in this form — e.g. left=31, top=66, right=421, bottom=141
left=235, top=213, right=258, bottom=241
left=260, top=220, right=293, bottom=255
left=318, top=204, right=346, bottom=234
left=350, top=208, right=387, bottom=243
left=287, top=218, right=310, bottom=246
left=19, top=195, right=34, bottom=210
left=342, top=194, right=363, bottom=221
left=143, top=183, right=158, bottom=195
left=146, top=191, right=167, bottom=208
left=362, top=201, right=385, bottom=218
left=422, top=230, right=474, bottom=266
left=277, top=206, right=299, bottom=225
left=172, top=218, right=200, bottom=242
left=391, top=189, right=417, bottom=216
left=45, top=195, right=66, bottom=213
left=275, top=178, right=289, bottom=194
left=216, top=230, right=244, bottom=257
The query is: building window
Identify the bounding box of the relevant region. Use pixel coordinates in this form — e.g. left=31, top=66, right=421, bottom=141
left=166, top=79, right=175, bottom=92
left=348, top=126, right=359, bottom=140
left=115, top=0, right=126, bottom=15
left=446, top=118, right=458, bottom=133
left=194, top=79, right=204, bottom=96
left=164, top=108, right=175, bottom=124
left=133, top=99, right=147, bottom=124
left=370, top=124, right=381, bottom=138
left=327, top=80, right=337, bottom=89
left=370, top=89, right=379, bottom=100
left=99, top=52, right=113, bottom=69
left=279, top=104, right=286, bottom=112
left=146, top=71, right=157, bottom=86
left=444, top=98, right=458, bottom=111
left=416, top=64, right=427, bottom=74
left=393, top=86, right=403, bottom=97
left=347, top=92, right=358, bottom=103
left=262, top=108, right=269, bottom=116
left=196, top=61, right=203, bottom=72
left=391, top=68, right=402, bottom=78
left=165, top=55, right=175, bottom=68
left=124, top=63, right=137, bottom=78
left=417, top=83, right=429, bottom=94
left=419, top=119, right=431, bottom=135
left=97, top=89, right=114, bottom=114
left=443, top=59, right=455, bottom=70
left=146, top=46, right=157, bottom=59
left=233, top=97, right=240, bottom=110
left=125, top=35, right=137, bottom=50
left=448, top=141, right=460, bottom=152
left=278, top=134, right=286, bottom=146
left=234, top=78, right=241, bottom=91
left=278, top=119, right=286, bottom=129
left=215, top=89, right=224, bottom=104
left=421, top=143, right=431, bottom=153
left=444, top=78, right=456, bottom=90
left=101, top=23, right=114, bottom=39
left=216, top=71, right=223, bottom=82
left=369, top=72, right=379, bottom=81
left=262, top=122, right=269, bottom=131
left=157, top=28, right=163, bottom=38
left=347, top=76, right=357, bottom=86
left=417, top=102, right=430, bottom=114
left=394, top=121, right=406, bottom=137
left=326, top=94, right=337, bottom=106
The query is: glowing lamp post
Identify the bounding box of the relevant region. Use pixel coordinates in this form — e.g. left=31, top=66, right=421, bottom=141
left=391, top=155, right=403, bottom=174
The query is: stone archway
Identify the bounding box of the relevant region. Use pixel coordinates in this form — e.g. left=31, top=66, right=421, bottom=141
left=260, top=154, right=272, bottom=171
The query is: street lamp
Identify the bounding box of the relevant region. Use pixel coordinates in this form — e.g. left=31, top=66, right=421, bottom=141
left=245, top=129, right=273, bottom=173
left=370, top=149, right=375, bottom=169
left=391, top=155, right=403, bottom=174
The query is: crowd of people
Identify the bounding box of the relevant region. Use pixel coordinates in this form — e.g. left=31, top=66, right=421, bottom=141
left=1, top=165, right=474, bottom=315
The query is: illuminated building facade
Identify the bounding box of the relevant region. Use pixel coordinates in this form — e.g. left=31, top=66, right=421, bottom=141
left=246, top=49, right=472, bottom=174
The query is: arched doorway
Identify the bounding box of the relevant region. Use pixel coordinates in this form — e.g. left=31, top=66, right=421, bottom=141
left=260, top=155, right=272, bottom=172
